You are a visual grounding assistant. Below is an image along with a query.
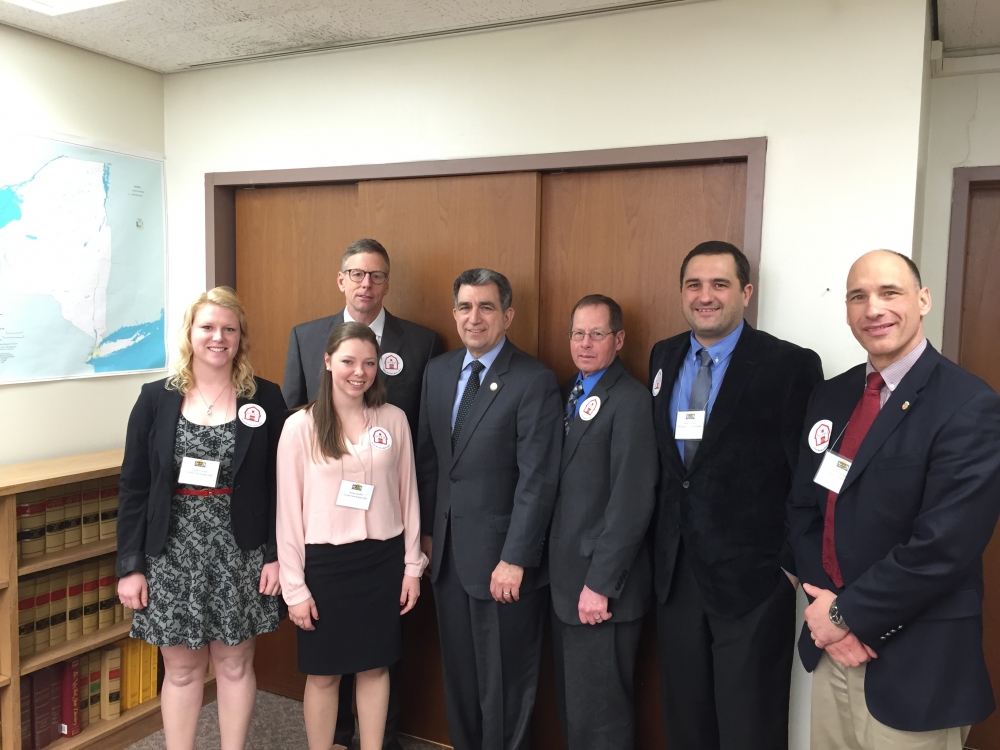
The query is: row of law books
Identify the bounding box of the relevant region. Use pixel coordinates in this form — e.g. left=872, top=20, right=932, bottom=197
left=15, top=476, right=120, bottom=559
left=18, top=555, right=131, bottom=659
left=18, top=639, right=159, bottom=750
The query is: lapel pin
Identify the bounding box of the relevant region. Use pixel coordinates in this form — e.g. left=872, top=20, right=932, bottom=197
left=490, top=382, right=498, bottom=391
left=901, top=401, right=910, bottom=410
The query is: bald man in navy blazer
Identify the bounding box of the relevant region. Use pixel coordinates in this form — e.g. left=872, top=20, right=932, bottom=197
left=789, top=250, right=1000, bottom=750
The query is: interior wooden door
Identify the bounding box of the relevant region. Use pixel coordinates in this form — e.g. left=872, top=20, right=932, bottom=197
left=958, top=183, right=1000, bottom=750
left=536, top=161, right=748, bottom=750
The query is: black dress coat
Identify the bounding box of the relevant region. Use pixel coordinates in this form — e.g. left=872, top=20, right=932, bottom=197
left=648, top=322, right=823, bottom=617
left=116, top=376, right=287, bottom=579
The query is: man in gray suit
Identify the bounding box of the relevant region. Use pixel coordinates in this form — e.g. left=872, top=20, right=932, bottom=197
left=416, top=268, right=562, bottom=750
left=548, top=294, right=657, bottom=750
left=283, top=237, right=442, bottom=750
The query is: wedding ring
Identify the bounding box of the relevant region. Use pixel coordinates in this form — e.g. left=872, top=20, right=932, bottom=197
left=503, top=589, right=510, bottom=596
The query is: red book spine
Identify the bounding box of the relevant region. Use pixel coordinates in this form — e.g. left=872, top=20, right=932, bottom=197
left=31, top=667, right=52, bottom=749
left=20, top=676, right=33, bottom=750
left=60, top=659, right=81, bottom=737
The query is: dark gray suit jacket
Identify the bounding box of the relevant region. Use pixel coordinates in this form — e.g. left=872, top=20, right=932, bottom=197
left=548, top=358, right=658, bottom=626
left=416, top=339, right=563, bottom=600
left=282, top=308, right=443, bottom=438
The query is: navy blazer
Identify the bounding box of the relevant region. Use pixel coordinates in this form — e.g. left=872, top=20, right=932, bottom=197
left=116, top=376, right=287, bottom=579
left=788, top=344, right=1000, bottom=731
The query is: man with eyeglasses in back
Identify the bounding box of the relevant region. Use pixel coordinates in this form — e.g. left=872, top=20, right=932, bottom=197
left=548, top=294, right=657, bottom=750
left=283, top=237, right=443, bottom=750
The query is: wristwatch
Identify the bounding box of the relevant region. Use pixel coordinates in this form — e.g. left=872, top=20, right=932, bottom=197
left=829, top=598, right=848, bottom=630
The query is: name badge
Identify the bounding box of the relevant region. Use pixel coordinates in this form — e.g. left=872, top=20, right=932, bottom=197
left=178, top=456, right=221, bottom=488
left=813, top=451, right=852, bottom=494
left=336, top=480, right=375, bottom=510
left=674, top=410, right=706, bottom=440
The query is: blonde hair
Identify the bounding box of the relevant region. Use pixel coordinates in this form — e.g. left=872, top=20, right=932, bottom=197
left=166, top=287, right=257, bottom=398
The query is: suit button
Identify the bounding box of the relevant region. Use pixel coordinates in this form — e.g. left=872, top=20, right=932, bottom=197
left=450, top=477, right=457, bottom=483
left=682, top=481, right=690, bottom=489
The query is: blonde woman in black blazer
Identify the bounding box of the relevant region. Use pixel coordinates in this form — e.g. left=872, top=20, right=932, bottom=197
left=116, top=287, right=287, bottom=750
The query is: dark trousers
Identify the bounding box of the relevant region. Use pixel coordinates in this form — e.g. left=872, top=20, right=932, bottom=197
left=656, top=544, right=796, bottom=750
left=433, top=533, right=547, bottom=750
left=551, top=610, right=643, bottom=750
left=333, top=660, right=403, bottom=750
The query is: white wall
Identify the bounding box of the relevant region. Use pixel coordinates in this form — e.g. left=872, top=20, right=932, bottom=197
left=919, top=70, right=1000, bottom=348
left=0, top=24, right=164, bottom=465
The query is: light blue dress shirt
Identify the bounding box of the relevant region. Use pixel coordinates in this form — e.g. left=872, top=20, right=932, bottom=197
left=451, top=337, right=507, bottom=429
left=668, top=320, right=745, bottom=462
left=570, top=366, right=610, bottom=418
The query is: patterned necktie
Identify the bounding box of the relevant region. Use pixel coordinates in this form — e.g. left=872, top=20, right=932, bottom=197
left=452, top=360, right=485, bottom=452
left=684, top=349, right=713, bottom=470
left=822, top=371, right=886, bottom=588
left=564, top=380, right=585, bottom=435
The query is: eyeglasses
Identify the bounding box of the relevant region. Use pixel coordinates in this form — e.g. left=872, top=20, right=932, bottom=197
left=569, top=330, right=616, bottom=342
left=343, top=269, right=388, bottom=284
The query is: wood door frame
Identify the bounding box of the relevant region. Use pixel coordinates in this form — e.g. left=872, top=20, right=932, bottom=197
left=942, top=164, right=1000, bottom=361
left=206, top=138, right=767, bottom=324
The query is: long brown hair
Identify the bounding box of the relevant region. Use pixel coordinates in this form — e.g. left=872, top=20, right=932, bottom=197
left=309, top=322, right=387, bottom=461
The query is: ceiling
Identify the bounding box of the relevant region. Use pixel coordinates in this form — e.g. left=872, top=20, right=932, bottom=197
left=939, top=0, right=1000, bottom=57
left=0, top=0, right=686, bottom=73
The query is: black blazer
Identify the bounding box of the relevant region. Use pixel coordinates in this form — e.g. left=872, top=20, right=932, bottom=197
left=416, top=340, right=563, bottom=600
left=282, top=308, right=443, bottom=438
left=788, top=344, right=1000, bottom=732
left=649, top=322, right=823, bottom=617
left=116, top=377, right=288, bottom=579
left=549, top=358, right=658, bottom=625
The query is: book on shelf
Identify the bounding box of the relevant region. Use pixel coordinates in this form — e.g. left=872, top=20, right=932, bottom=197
left=48, top=570, right=68, bottom=648
left=82, top=562, right=99, bottom=634
left=17, top=489, right=47, bottom=559
left=100, top=645, right=122, bottom=721
left=88, top=651, right=101, bottom=725
left=99, top=476, right=120, bottom=540
left=67, top=565, right=84, bottom=641
left=59, top=658, right=82, bottom=738
left=31, top=666, right=58, bottom=750
left=18, top=575, right=36, bottom=658
left=81, top=479, right=101, bottom=545
left=33, top=573, right=50, bottom=653
left=78, top=653, right=90, bottom=731
left=98, top=557, right=116, bottom=630
left=19, top=676, right=31, bottom=750
left=63, top=482, right=83, bottom=549
left=139, top=640, right=159, bottom=704
left=44, top=486, right=66, bottom=555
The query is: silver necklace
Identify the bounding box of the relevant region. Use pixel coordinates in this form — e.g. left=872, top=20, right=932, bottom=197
left=196, top=383, right=231, bottom=416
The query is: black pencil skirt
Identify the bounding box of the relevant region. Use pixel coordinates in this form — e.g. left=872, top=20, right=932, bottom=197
left=297, top=535, right=404, bottom=676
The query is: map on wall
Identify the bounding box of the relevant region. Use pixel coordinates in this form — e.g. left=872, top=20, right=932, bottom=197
left=0, top=134, right=166, bottom=384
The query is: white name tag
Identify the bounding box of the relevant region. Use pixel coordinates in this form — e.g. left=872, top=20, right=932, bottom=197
left=814, top=451, right=852, bottom=494
left=178, top=456, right=221, bottom=488
left=336, top=480, right=375, bottom=510
left=674, top=410, right=706, bottom=440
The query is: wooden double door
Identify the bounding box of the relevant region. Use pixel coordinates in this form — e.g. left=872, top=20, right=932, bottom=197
left=235, top=162, right=748, bottom=748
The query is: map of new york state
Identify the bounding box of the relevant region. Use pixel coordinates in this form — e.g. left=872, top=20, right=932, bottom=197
left=0, top=140, right=166, bottom=384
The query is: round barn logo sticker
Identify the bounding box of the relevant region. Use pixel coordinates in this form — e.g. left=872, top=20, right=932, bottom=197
left=238, top=404, right=266, bottom=427
left=380, top=353, right=404, bottom=376
left=369, top=427, right=393, bottom=450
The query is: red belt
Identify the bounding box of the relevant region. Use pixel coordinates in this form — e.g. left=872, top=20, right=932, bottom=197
left=177, top=488, right=232, bottom=496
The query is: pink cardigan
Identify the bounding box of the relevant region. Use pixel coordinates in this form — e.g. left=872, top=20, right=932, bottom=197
left=276, top=403, right=427, bottom=606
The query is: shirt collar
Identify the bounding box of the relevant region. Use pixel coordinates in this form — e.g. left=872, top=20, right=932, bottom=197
left=463, top=337, right=507, bottom=372
left=343, top=305, right=386, bottom=340
left=688, top=319, right=744, bottom=365
left=577, top=366, right=610, bottom=388
left=866, top=338, right=928, bottom=392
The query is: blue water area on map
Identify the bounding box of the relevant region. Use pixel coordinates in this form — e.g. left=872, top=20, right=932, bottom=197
left=0, top=187, right=22, bottom=229
left=25, top=235, right=36, bottom=240
left=89, top=310, right=166, bottom=373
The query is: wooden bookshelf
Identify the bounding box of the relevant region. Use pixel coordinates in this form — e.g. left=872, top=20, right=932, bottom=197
left=18, top=538, right=118, bottom=577
left=0, top=674, right=10, bottom=689
left=20, top=620, right=132, bottom=676
left=0, top=449, right=124, bottom=496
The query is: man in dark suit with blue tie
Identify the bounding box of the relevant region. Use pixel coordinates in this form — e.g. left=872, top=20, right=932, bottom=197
left=648, top=241, right=823, bottom=750
left=789, top=250, right=1000, bottom=750
left=416, top=268, right=562, bottom=750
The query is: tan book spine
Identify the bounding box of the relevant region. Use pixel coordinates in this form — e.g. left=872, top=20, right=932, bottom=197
left=139, top=641, right=152, bottom=703
left=47, top=570, right=68, bottom=647
left=62, top=483, right=83, bottom=548
left=66, top=565, right=84, bottom=641
left=98, top=558, right=116, bottom=630
left=88, top=651, right=102, bottom=724
left=33, top=573, right=50, bottom=652
left=100, top=645, right=122, bottom=721
left=17, top=489, right=48, bottom=559
left=44, top=485, right=66, bottom=554
left=81, top=479, right=101, bottom=545
left=127, top=639, right=142, bottom=708
left=82, top=562, right=99, bottom=634
left=115, top=639, right=131, bottom=711
left=17, top=576, right=36, bottom=658
left=99, top=476, right=120, bottom=540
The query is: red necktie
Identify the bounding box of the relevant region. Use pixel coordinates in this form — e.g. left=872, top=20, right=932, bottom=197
left=822, top=371, right=885, bottom=588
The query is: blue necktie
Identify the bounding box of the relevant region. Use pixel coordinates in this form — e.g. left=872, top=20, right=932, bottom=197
left=565, top=380, right=585, bottom=435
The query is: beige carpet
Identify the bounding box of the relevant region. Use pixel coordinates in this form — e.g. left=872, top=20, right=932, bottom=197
left=125, top=690, right=444, bottom=750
